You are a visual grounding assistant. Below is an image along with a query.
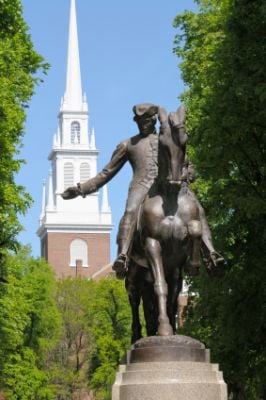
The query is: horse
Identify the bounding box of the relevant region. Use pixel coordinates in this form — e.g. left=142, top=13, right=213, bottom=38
left=126, top=106, right=203, bottom=340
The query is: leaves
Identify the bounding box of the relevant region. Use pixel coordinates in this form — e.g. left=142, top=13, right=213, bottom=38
left=174, top=0, right=266, bottom=398
left=0, top=0, right=49, bottom=268
left=43, top=277, right=131, bottom=400
left=48, top=277, right=94, bottom=396
left=87, top=278, right=131, bottom=400
left=0, top=247, right=60, bottom=399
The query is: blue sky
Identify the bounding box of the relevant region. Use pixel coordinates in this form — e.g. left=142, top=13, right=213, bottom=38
left=18, top=0, right=197, bottom=260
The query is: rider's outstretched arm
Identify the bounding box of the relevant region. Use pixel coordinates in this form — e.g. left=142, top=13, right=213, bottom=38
left=79, top=141, right=128, bottom=195
left=62, top=141, right=128, bottom=199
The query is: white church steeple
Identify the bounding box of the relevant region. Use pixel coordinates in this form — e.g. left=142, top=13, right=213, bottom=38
left=37, top=0, right=112, bottom=278
left=57, top=0, right=89, bottom=148
left=62, top=0, right=83, bottom=111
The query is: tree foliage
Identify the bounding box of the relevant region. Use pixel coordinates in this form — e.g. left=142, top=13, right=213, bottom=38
left=0, top=247, right=61, bottom=399
left=47, top=277, right=95, bottom=399
left=174, top=0, right=266, bottom=398
left=88, top=278, right=131, bottom=400
left=0, top=0, right=48, bottom=272
left=0, top=255, right=131, bottom=400
left=43, top=276, right=131, bottom=400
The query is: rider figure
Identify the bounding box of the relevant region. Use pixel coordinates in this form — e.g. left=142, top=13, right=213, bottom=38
left=62, top=103, right=163, bottom=278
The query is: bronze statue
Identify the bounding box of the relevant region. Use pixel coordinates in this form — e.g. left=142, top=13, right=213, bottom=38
left=62, top=103, right=224, bottom=340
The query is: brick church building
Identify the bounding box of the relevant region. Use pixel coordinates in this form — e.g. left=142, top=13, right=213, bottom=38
left=37, top=0, right=113, bottom=279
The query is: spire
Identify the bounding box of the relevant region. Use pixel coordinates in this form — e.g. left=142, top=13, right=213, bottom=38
left=62, top=0, right=83, bottom=111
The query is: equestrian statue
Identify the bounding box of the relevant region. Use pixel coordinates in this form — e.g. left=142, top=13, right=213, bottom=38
left=62, top=103, right=225, bottom=342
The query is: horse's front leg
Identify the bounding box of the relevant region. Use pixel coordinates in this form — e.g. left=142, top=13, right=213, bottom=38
left=128, top=291, right=142, bottom=343
left=145, top=237, right=173, bottom=336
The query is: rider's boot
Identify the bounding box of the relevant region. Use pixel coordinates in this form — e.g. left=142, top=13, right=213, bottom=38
left=209, top=251, right=225, bottom=268
left=112, top=223, right=134, bottom=279
left=112, top=253, right=128, bottom=279
left=201, top=219, right=225, bottom=269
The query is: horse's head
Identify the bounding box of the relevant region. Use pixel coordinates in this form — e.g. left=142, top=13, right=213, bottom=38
left=158, top=106, right=188, bottom=191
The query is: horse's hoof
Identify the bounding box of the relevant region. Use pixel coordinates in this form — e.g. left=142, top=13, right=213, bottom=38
left=157, top=321, right=173, bottom=336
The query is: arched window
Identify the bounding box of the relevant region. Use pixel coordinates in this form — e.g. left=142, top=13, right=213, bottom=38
left=70, top=239, right=88, bottom=267
left=71, top=121, right=80, bottom=144
left=64, top=162, right=74, bottom=189
left=80, top=162, right=90, bottom=182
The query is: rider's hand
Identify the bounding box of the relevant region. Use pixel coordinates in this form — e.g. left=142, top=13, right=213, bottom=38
left=61, top=186, right=80, bottom=200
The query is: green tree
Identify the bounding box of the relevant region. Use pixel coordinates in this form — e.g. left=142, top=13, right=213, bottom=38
left=174, top=0, right=266, bottom=398
left=0, top=247, right=61, bottom=399
left=88, top=277, right=131, bottom=400
left=44, top=276, right=131, bottom=400
left=0, top=0, right=48, bottom=276
left=48, top=277, right=95, bottom=399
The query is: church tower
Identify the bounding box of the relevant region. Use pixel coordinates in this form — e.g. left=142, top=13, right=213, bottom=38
left=37, top=0, right=113, bottom=278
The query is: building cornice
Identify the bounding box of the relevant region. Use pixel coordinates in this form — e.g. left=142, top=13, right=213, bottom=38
left=48, top=148, right=99, bottom=160
left=58, top=110, right=89, bottom=117
left=37, top=223, right=113, bottom=239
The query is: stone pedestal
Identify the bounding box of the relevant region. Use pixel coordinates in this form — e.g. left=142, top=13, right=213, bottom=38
left=112, top=335, right=227, bottom=400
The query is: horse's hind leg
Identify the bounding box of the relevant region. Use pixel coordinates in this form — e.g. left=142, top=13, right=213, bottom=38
left=167, top=268, right=183, bottom=333
left=125, top=264, right=142, bottom=343
left=142, top=276, right=158, bottom=336
left=145, top=237, right=173, bottom=336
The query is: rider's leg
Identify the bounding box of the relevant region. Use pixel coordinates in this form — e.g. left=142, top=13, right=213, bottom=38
left=113, top=184, right=148, bottom=278
left=198, top=203, right=225, bottom=267
left=187, top=219, right=202, bottom=275
left=186, top=189, right=225, bottom=267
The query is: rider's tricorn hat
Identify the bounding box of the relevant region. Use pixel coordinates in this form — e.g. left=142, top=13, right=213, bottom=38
left=133, top=103, right=158, bottom=118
